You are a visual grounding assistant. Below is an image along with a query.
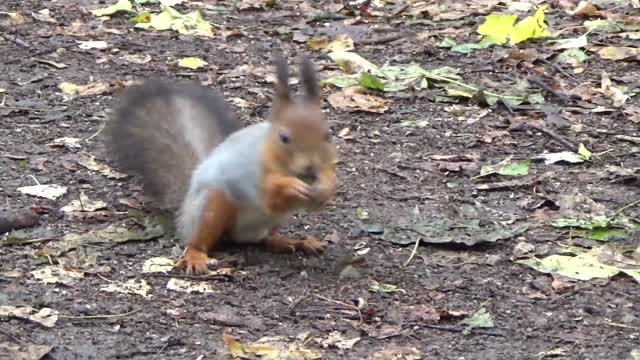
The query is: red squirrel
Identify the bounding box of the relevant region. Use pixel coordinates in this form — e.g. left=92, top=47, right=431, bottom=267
left=104, top=54, right=337, bottom=274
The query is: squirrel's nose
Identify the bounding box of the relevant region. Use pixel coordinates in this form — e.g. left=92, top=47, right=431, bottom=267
left=299, top=165, right=318, bottom=183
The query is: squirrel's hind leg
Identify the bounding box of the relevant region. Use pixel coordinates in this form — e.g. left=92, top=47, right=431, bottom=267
left=262, top=228, right=327, bottom=255
left=175, top=189, right=237, bottom=275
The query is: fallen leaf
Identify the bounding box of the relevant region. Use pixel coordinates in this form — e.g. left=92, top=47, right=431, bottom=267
left=91, top=0, right=133, bottom=17
left=178, top=57, right=208, bottom=70
left=532, top=151, right=584, bottom=165
left=77, top=154, right=127, bottom=179
left=597, top=46, right=640, bottom=61
left=0, top=306, right=59, bottom=328
left=387, top=204, right=528, bottom=246
left=550, top=35, right=588, bottom=50
left=574, top=1, right=599, bottom=17
left=77, top=40, right=109, bottom=50
left=58, top=81, right=111, bottom=98
left=17, top=184, right=67, bottom=200
left=327, top=86, right=389, bottom=113
left=60, top=192, right=107, bottom=213
left=142, top=256, right=175, bottom=273
left=369, top=280, right=406, bottom=294
left=460, top=307, right=495, bottom=334
left=517, top=244, right=640, bottom=283
left=477, top=6, right=551, bottom=46
left=134, top=6, right=214, bottom=38
left=167, top=278, right=216, bottom=293
left=121, top=53, right=152, bottom=64
left=31, top=8, right=56, bottom=23
left=0, top=12, right=27, bottom=26
left=480, top=159, right=530, bottom=177
left=31, top=265, right=85, bottom=286
left=0, top=343, right=53, bottom=360
left=601, top=72, right=629, bottom=107
left=307, top=34, right=355, bottom=52
left=101, top=279, right=152, bottom=298
left=318, top=331, right=361, bottom=350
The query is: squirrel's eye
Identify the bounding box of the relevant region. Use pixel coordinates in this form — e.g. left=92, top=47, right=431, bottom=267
left=279, top=130, right=290, bottom=144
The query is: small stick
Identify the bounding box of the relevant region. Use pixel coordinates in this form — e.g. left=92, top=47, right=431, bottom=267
left=403, top=237, right=421, bottom=267
left=2, top=43, right=78, bottom=65
left=59, top=308, right=141, bottom=320
left=357, top=32, right=412, bottom=45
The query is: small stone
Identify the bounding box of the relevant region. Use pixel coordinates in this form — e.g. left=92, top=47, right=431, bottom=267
left=513, top=241, right=535, bottom=258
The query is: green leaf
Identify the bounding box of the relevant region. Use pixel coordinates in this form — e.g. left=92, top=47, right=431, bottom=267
left=557, top=49, right=589, bottom=64
left=328, top=51, right=386, bottom=78
left=178, top=57, right=208, bottom=70
left=92, top=0, right=133, bottom=17
left=322, top=76, right=359, bottom=88
left=498, top=160, right=530, bottom=176
left=526, top=93, right=545, bottom=104
left=451, top=42, right=486, bottom=54
left=446, top=88, right=474, bottom=98
left=584, top=19, right=622, bottom=33
left=481, top=159, right=530, bottom=177
left=436, top=37, right=457, bottom=48
left=581, top=228, right=629, bottom=241
left=460, top=307, right=495, bottom=335
left=359, top=72, right=385, bottom=91
left=551, top=215, right=611, bottom=229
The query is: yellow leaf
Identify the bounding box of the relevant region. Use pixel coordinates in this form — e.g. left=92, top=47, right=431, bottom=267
left=91, top=0, right=133, bottom=17
left=509, top=5, right=552, bottom=45
left=327, top=86, right=389, bottom=113
left=577, top=143, right=592, bottom=160
left=178, top=57, right=208, bottom=70
left=223, top=334, right=246, bottom=359
left=307, top=34, right=354, bottom=52
left=477, top=14, right=518, bottom=45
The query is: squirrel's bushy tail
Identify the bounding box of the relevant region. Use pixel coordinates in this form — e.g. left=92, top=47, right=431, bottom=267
left=104, top=79, right=240, bottom=210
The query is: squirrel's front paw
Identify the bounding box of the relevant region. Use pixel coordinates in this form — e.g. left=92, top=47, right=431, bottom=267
left=285, top=177, right=312, bottom=202
left=175, top=248, right=209, bottom=275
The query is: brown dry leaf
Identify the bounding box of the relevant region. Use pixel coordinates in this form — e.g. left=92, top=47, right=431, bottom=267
left=77, top=154, right=128, bottom=179
left=327, top=86, right=389, bottom=113
left=58, top=81, right=111, bottom=98
left=60, top=192, right=107, bottom=213
left=600, top=72, right=628, bottom=107
left=0, top=305, right=59, bottom=328
left=31, top=265, right=85, bottom=286
left=574, top=1, right=600, bottom=17
left=551, top=277, right=575, bottom=293
left=0, top=12, right=27, bottom=27
left=237, top=0, right=276, bottom=10
left=596, top=46, right=640, bottom=61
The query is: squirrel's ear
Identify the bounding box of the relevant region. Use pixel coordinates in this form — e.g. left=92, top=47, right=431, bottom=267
left=273, top=52, right=291, bottom=105
left=300, top=55, right=321, bottom=105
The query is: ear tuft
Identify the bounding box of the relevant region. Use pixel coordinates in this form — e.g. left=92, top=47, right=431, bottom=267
left=273, top=52, right=290, bottom=102
left=300, top=55, right=320, bottom=101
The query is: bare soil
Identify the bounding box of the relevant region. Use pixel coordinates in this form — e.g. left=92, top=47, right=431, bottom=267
left=1, top=1, right=639, bottom=359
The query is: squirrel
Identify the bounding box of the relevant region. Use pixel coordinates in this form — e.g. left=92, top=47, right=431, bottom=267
left=104, top=54, right=338, bottom=275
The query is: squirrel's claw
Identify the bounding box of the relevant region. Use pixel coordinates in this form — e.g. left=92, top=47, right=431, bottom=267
left=175, top=248, right=209, bottom=275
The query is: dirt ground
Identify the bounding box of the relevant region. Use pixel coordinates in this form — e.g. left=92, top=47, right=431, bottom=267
left=1, top=0, right=639, bottom=359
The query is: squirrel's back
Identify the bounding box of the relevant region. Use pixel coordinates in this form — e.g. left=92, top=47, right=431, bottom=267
left=104, top=79, right=240, bottom=210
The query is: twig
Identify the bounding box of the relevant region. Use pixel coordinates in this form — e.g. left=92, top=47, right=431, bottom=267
left=2, top=43, right=78, bottom=65
left=314, top=294, right=363, bottom=323
left=513, top=121, right=576, bottom=152
left=0, top=237, right=57, bottom=247
left=85, top=123, right=106, bottom=142
left=59, top=308, right=141, bottom=320
left=540, top=59, right=577, bottom=81
left=1, top=33, right=31, bottom=48
left=357, top=32, right=412, bottom=45
left=603, top=321, right=640, bottom=331
left=526, top=75, right=571, bottom=103
left=419, top=323, right=504, bottom=337
left=141, top=273, right=232, bottom=281
left=28, top=175, right=41, bottom=185
left=614, top=198, right=640, bottom=216
left=403, top=237, right=421, bottom=267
